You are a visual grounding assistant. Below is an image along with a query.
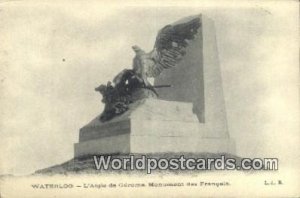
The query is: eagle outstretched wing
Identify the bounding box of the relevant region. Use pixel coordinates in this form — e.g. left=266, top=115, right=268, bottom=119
left=145, top=17, right=201, bottom=77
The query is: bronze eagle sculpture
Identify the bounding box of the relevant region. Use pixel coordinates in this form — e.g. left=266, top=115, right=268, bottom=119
left=130, top=17, right=201, bottom=87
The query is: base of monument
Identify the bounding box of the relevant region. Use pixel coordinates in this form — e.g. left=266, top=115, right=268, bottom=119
left=74, top=135, right=235, bottom=157
left=74, top=99, right=235, bottom=158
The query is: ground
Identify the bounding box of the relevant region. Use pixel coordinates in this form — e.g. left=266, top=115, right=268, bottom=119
left=34, top=153, right=244, bottom=175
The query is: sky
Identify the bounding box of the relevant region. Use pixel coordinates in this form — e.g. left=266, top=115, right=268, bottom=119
left=0, top=1, right=299, bottom=175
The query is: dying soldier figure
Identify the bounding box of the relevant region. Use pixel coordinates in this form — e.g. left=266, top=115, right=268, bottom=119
left=95, top=69, right=158, bottom=122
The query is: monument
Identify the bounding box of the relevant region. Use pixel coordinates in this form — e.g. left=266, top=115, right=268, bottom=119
left=74, top=14, right=235, bottom=158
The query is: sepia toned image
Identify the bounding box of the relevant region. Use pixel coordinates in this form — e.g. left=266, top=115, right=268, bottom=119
left=0, top=0, right=299, bottom=197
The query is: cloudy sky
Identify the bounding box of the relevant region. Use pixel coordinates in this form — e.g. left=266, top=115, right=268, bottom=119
left=0, top=1, right=298, bottom=175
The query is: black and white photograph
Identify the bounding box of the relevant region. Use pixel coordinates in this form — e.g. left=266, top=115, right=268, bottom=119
left=0, top=0, right=299, bottom=197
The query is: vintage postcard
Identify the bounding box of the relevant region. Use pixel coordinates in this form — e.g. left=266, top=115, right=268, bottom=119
left=0, top=0, right=299, bottom=197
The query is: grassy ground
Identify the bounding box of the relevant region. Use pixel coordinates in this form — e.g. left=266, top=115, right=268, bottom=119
left=34, top=153, right=244, bottom=175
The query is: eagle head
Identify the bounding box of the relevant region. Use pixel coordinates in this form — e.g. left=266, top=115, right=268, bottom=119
left=132, top=45, right=145, bottom=55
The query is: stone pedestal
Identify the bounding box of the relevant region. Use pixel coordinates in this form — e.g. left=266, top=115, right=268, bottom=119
left=74, top=99, right=235, bottom=157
